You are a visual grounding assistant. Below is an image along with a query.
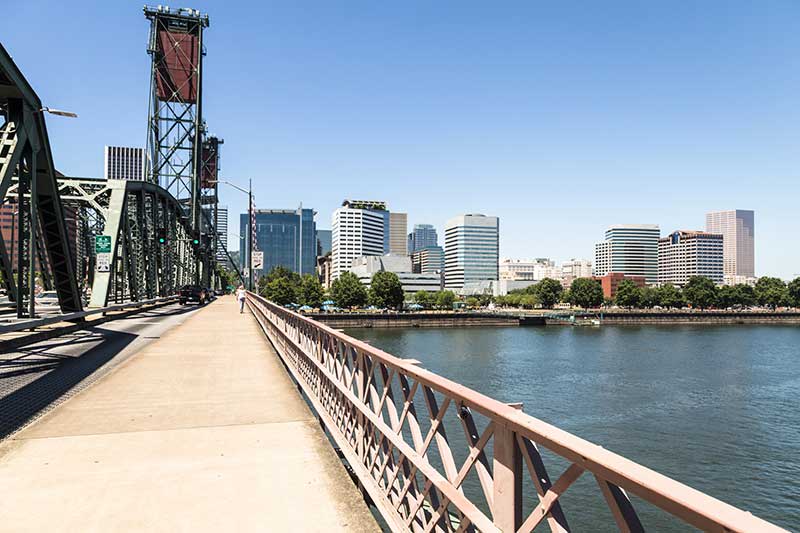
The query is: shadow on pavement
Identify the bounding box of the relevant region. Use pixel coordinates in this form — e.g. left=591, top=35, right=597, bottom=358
left=0, top=303, right=197, bottom=440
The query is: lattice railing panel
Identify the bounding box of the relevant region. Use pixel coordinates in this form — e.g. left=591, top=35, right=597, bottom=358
left=246, top=293, right=787, bottom=533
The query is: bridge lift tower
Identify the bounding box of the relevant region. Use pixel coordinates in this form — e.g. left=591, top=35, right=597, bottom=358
left=144, top=5, right=215, bottom=286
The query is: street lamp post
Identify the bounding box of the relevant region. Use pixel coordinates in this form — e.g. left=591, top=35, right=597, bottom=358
left=210, top=178, right=254, bottom=290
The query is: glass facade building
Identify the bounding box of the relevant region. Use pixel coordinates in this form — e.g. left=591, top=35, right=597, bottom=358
left=240, top=208, right=317, bottom=276
left=594, top=224, right=660, bottom=284
left=316, top=229, right=332, bottom=257
left=408, top=224, right=438, bottom=253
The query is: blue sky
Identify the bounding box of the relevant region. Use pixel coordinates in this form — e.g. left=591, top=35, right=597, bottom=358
left=5, top=1, right=799, bottom=277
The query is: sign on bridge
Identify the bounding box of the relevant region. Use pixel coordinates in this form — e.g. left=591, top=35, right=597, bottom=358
left=95, top=235, right=112, bottom=254
left=252, top=251, right=264, bottom=270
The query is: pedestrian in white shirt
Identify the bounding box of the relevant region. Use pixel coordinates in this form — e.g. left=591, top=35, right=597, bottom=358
left=236, top=285, right=247, bottom=314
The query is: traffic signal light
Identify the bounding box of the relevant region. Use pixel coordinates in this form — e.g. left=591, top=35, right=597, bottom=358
left=192, top=237, right=200, bottom=246
left=157, top=228, right=167, bottom=244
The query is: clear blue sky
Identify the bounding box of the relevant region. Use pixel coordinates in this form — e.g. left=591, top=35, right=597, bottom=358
left=5, top=1, right=799, bottom=277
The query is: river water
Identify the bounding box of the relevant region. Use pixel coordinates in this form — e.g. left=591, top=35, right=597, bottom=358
left=344, top=324, right=800, bottom=531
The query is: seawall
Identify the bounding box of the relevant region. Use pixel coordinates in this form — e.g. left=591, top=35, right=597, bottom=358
left=306, top=311, right=800, bottom=328
left=597, top=310, right=800, bottom=325
left=305, top=312, right=537, bottom=328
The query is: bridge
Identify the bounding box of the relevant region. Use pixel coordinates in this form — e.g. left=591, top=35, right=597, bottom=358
left=0, top=7, right=791, bottom=533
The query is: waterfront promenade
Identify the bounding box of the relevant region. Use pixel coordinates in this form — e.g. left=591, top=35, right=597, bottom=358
left=0, top=297, right=378, bottom=532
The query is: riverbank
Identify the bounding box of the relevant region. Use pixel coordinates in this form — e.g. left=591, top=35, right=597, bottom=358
left=305, top=312, right=533, bottom=328
left=597, top=309, right=800, bottom=325
left=307, top=310, right=800, bottom=328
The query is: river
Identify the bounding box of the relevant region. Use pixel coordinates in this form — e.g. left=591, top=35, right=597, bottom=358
left=344, top=324, right=800, bottom=531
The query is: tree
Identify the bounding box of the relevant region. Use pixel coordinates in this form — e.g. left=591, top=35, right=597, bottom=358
left=465, top=297, right=480, bottom=308
left=614, top=280, right=642, bottom=308
left=263, top=265, right=301, bottom=286
left=683, top=276, right=718, bottom=309
left=717, top=284, right=756, bottom=309
left=639, top=286, right=659, bottom=309
left=519, top=294, right=538, bottom=309
left=788, top=277, right=800, bottom=307
left=369, top=271, right=405, bottom=309
left=655, top=284, right=685, bottom=308
left=435, top=290, right=456, bottom=310
left=330, top=271, right=368, bottom=308
left=568, top=278, right=604, bottom=308
left=413, top=291, right=432, bottom=309
left=754, top=276, right=788, bottom=309
left=298, top=274, right=324, bottom=308
left=533, top=278, right=563, bottom=309
left=262, top=277, right=297, bottom=305
left=216, top=265, right=239, bottom=293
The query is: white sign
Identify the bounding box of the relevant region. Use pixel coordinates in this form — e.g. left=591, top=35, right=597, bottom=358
left=251, top=251, right=264, bottom=270
left=96, top=253, right=111, bottom=272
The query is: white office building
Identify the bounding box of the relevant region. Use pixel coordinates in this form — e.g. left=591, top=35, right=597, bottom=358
left=658, top=230, right=724, bottom=286
left=705, top=210, right=755, bottom=279
left=562, top=259, right=593, bottom=279
left=350, top=255, right=441, bottom=293
left=104, top=146, right=145, bottom=181
left=499, top=258, right=561, bottom=281
left=444, top=214, right=499, bottom=289
left=594, top=224, right=660, bottom=284
left=331, top=200, right=387, bottom=279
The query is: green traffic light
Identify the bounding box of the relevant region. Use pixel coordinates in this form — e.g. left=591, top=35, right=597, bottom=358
left=192, top=239, right=200, bottom=245
left=159, top=238, right=165, bottom=244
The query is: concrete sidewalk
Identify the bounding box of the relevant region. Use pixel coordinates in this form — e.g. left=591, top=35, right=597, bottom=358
left=0, top=296, right=379, bottom=532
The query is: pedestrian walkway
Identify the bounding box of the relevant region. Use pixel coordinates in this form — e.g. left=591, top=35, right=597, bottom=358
left=0, top=296, right=379, bottom=532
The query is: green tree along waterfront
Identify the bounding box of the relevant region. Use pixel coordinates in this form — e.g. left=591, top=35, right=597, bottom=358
left=255, top=267, right=800, bottom=313
left=346, top=325, right=800, bottom=531
left=368, top=271, right=404, bottom=310
left=565, top=277, right=604, bottom=308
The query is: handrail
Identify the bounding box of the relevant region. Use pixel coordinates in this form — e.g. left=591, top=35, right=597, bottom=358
left=246, top=291, right=787, bottom=532
left=0, top=296, right=178, bottom=335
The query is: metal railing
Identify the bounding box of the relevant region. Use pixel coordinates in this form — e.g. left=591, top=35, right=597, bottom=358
left=247, top=292, right=786, bottom=533
left=0, top=296, right=178, bottom=335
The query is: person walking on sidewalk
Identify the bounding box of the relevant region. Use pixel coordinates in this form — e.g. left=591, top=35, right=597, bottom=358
left=236, top=285, right=247, bottom=314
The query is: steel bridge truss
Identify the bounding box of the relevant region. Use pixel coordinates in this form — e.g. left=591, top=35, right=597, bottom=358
left=7, top=177, right=199, bottom=307
left=0, top=44, right=82, bottom=317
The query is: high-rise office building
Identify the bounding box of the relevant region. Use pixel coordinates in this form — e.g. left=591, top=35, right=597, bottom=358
left=240, top=208, right=316, bottom=276
left=388, top=212, right=408, bottom=255
left=705, top=210, right=755, bottom=278
left=214, top=205, right=228, bottom=265
left=594, top=224, right=660, bottom=284
left=104, top=146, right=145, bottom=181
left=658, top=230, right=724, bottom=286
left=316, top=229, right=332, bottom=257
left=408, top=224, right=438, bottom=253
left=411, top=246, right=444, bottom=274
left=331, top=200, right=387, bottom=279
left=444, top=214, right=499, bottom=289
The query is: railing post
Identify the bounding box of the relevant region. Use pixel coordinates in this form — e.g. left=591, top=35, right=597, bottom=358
left=493, top=424, right=522, bottom=531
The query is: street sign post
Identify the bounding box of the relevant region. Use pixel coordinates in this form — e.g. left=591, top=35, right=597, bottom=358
left=96, top=253, right=111, bottom=272
left=252, top=251, right=264, bottom=270
left=95, top=235, right=112, bottom=254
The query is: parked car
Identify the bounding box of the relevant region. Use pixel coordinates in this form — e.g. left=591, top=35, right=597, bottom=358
left=179, top=285, right=210, bottom=305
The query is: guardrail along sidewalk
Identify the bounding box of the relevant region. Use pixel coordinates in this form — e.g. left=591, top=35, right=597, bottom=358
left=247, top=291, right=788, bottom=533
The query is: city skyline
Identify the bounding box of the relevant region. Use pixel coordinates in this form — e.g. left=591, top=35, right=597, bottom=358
left=6, top=2, right=798, bottom=278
